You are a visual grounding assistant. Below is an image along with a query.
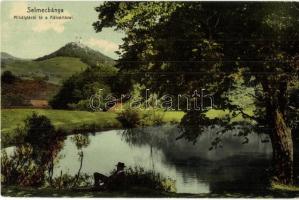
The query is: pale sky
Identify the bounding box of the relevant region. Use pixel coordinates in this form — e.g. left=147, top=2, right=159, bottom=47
left=1, top=1, right=124, bottom=59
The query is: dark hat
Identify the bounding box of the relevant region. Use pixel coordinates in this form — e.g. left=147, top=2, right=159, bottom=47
left=116, top=162, right=126, bottom=168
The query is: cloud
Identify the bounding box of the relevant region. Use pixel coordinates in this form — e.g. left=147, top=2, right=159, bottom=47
left=85, top=37, right=119, bottom=54
left=32, top=11, right=72, bottom=33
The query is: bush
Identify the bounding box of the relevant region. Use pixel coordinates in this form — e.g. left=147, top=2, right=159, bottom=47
left=117, top=108, right=142, bottom=128
left=1, top=114, right=66, bottom=187
left=68, top=99, right=92, bottom=111
left=1, top=94, right=27, bottom=108
left=121, top=166, right=176, bottom=192
left=142, top=110, right=164, bottom=126
left=1, top=71, right=18, bottom=84
left=1, top=145, right=45, bottom=186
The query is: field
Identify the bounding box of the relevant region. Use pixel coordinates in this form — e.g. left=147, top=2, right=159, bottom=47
left=2, top=57, right=88, bottom=84
left=1, top=109, right=184, bottom=147
left=1, top=109, right=119, bottom=133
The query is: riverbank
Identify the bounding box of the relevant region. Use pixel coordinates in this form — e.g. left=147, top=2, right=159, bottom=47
left=2, top=185, right=299, bottom=198
left=1, top=108, right=185, bottom=147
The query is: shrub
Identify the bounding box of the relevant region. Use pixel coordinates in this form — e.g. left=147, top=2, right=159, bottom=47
left=120, top=166, right=176, bottom=192
left=1, top=71, right=17, bottom=84
left=1, top=114, right=66, bottom=187
left=142, top=110, right=164, bottom=126
left=1, top=145, right=45, bottom=186
left=1, top=94, right=27, bottom=107
left=117, top=108, right=142, bottom=128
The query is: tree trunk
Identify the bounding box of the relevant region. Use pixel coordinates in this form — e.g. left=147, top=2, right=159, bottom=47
left=270, top=110, right=293, bottom=184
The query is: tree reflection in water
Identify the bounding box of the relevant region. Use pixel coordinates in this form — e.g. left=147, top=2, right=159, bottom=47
left=70, top=134, right=91, bottom=187
left=120, top=124, right=274, bottom=193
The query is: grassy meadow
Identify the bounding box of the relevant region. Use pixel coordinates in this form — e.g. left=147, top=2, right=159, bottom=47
left=1, top=108, right=185, bottom=147
left=3, top=57, right=88, bottom=84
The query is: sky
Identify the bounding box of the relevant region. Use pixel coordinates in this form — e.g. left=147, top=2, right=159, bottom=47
left=1, top=1, right=124, bottom=59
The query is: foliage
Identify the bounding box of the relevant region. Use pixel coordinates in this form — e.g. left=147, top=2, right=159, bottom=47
left=117, top=108, right=142, bottom=128
left=50, top=65, right=117, bottom=110
left=142, top=109, right=165, bottom=126
left=271, top=181, right=299, bottom=192
left=23, top=113, right=65, bottom=164
left=1, top=145, right=45, bottom=186
left=1, top=70, right=18, bottom=84
left=1, top=113, right=66, bottom=187
left=112, top=166, right=176, bottom=192
left=94, top=2, right=299, bottom=184
left=1, top=94, right=27, bottom=108
left=70, top=134, right=91, bottom=187
left=71, top=134, right=90, bottom=150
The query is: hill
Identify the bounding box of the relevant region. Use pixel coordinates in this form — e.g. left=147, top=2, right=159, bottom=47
left=1, top=79, right=59, bottom=108
left=1, top=42, right=116, bottom=84
left=1, top=52, right=21, bottom=60
left=1, top=56, right=89, bottom=84
left=35, top=42, right=115, bottom=67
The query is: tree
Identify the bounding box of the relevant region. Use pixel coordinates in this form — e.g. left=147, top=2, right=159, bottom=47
left=1, top=113, right=66, bottom=186
left=1, top=70, right=17, bottom=84
left=94, top=2, right=299, bottom=184
left=23, top=113, right=66, bottom=184
left=50, top=65, right=117, bottom=110
left=71, top=134, right=90, bottom=187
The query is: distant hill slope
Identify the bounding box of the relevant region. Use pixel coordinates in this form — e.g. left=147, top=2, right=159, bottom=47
left=2, top=56, right=88, bottom=84
left=1, top=42, right=116, bottom=84
left=35, top=42, right=115, bottom=67
left=1, top=79, right=59, bottom=108
left=1, top=52, right=21, bottom=60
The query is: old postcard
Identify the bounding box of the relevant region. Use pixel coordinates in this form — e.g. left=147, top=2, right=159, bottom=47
left=1, top=1, right=299, bottom=198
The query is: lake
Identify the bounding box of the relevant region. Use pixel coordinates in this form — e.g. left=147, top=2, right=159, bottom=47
left=51, top=125, right=274, bottom=194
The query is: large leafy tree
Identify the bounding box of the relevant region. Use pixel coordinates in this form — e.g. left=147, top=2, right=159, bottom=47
left=50, top=65, right=117, bottom=110
left=93, top=2, right=299, bottom=184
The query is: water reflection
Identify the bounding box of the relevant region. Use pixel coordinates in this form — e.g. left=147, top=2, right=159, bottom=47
left=53, top=125, right=273, bottom=194
left=70, top=134, right=90, bottom=187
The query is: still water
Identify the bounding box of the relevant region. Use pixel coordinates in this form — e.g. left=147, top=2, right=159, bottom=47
left=53, top=125, right=273, bottom=194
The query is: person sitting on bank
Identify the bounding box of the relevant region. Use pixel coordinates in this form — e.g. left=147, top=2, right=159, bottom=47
left=94, top=162, right=126, bottom=189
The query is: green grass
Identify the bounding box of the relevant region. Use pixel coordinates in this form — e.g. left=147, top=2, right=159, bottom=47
left=1, top=109, right=185, bottom=147
left=1, top=107, right=255, bottom=147
left=271, top=181, right=299, bottom=192
left=1, top=109, right=185, bottom=134
left=162, top=111, right=185, bottom=123
left=3, top=56, right=88, bottom=84
left=1, top=109, right=120, bottom=133
left=205, top=107, right=255, bottom=122
left=1, top=109, right=121, bottom=147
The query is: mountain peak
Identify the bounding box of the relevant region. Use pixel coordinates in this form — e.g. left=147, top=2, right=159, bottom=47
left=35, top=42, right=115, bottom=67
left=65, top=42, right=86, bottom=48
